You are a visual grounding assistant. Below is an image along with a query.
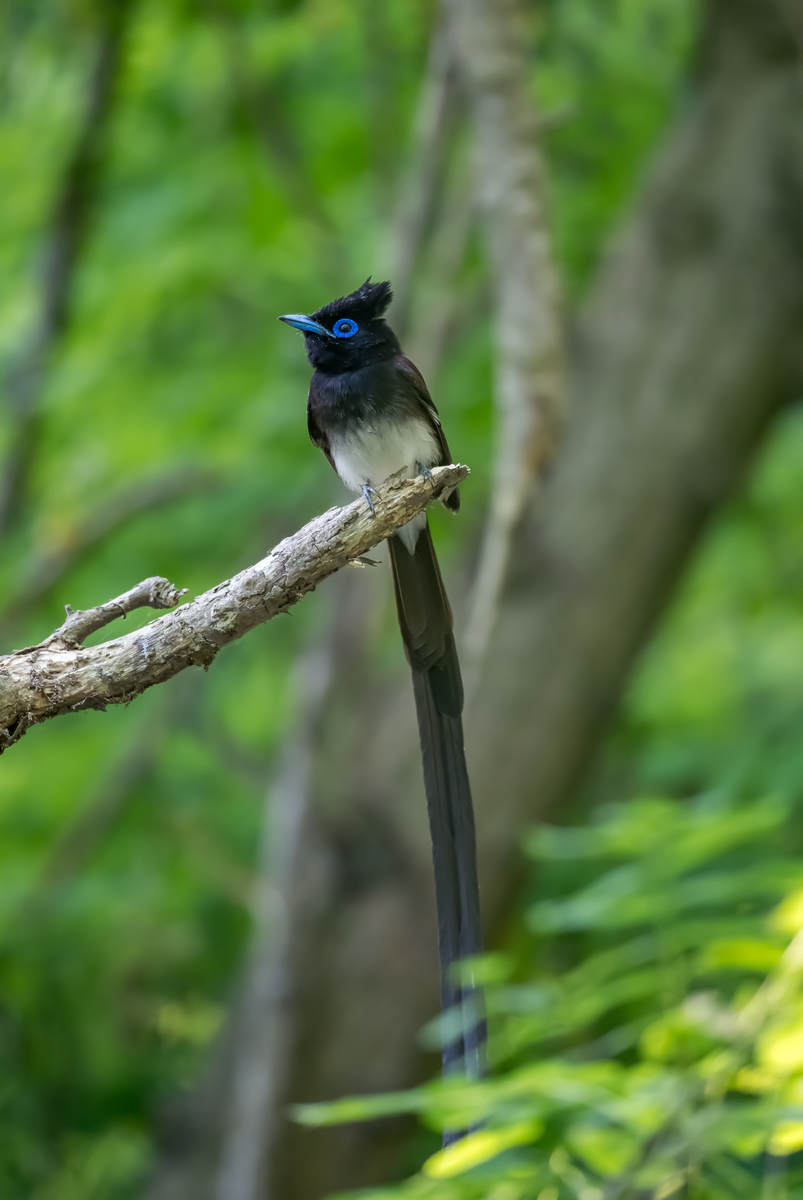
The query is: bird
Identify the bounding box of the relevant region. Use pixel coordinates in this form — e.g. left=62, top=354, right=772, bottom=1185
left=279, top=278, right=484, bottom=1126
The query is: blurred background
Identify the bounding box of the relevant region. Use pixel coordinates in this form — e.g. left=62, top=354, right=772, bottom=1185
left=1, top=0, right=801, bottom=1197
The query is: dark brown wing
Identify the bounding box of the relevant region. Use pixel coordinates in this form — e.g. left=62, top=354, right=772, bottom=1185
left=393, top=354, right=460, bottom=511
left=307, top=384, right=335, bottom=473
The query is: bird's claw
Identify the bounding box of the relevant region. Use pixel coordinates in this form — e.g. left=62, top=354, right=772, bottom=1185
left=362, top=484, right=379, bottom=515
left=347, top=555, right=381, bottom=569
left=416, top=462, right=435, bottom=488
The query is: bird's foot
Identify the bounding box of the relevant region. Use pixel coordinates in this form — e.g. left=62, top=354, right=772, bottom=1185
left=362, top=484, right=379, bottom=515
left=416, top=462, right=435, bottom=488
left=347, top=555, right=381, bottom=569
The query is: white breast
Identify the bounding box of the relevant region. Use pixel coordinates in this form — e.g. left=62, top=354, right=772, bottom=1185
left=329, top=416, right=440, bottom=495
left=329, top=416, right=441, bottom=555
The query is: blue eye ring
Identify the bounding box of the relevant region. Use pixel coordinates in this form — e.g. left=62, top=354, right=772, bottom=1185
left=332, top=318, right=358, bottom=338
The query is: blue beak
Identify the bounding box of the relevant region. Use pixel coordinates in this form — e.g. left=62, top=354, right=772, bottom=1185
left=278, top=313, right=333, bottom=338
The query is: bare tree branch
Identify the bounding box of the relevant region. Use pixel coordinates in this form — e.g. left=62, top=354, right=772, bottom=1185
left=445, top=0, right=567, bottom=683
left=0, top=465, right=468, bottom=753
left=0, top=0, right=135, bottom=535
left=36, top=576, right=188, bottom=651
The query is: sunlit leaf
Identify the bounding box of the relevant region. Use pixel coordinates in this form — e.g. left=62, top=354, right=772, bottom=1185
left=423, top=1122, right=542, bottom=1179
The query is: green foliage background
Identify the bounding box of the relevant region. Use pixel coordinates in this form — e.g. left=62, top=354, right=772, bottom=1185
left=1, top=1, right=800, bottom=1197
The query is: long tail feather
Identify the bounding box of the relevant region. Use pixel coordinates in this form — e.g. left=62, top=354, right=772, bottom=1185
left=388, top=525, right=485, bottom=1128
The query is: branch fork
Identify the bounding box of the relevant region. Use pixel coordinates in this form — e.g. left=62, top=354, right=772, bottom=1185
left=0, top=464, right=468, bottom=754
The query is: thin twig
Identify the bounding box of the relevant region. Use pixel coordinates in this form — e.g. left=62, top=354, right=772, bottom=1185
left=44, top=576, right=188, bottom=649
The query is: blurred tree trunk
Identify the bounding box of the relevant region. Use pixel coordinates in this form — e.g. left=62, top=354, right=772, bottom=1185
left=148, top=1, right=802, bottom=1197
left=0, top=0, right=135, bottom=536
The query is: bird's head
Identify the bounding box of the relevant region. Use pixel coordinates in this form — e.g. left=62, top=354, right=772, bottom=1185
left=279, top=278, right=399, bottom=372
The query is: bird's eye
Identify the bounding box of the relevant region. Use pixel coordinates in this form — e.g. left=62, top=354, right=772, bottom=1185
left=332, top=318, right=358, bottom=338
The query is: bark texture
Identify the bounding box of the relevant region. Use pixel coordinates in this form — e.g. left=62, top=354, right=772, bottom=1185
left=149, top=1, right=802, bottom=1196
left=0, top=466, right=467, bottom=753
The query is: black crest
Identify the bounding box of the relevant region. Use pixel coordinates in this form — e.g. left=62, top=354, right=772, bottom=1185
left=313, top=277, right=393, bottom=326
